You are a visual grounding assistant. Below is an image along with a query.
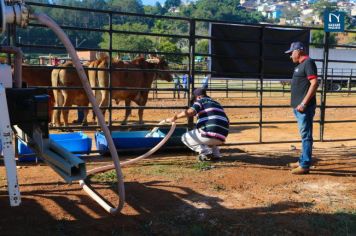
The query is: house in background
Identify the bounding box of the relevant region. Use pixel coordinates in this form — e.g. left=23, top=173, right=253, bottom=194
left=77, top=51, right=97, bottom=61
left=257, top=3, right=286, bottom=20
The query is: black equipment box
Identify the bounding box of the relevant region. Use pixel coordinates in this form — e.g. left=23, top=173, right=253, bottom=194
left=6, top=88, right=49, bottom=139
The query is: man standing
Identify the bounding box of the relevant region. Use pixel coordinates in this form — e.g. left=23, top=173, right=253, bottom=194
left=285, top=42, right=318, bottom=174
left=166, top=88, right=229, bottom=161
left=201, top=74, right=209, bottom=89
left=182, top=74, right=188, bottom=98
left=173, top=74, right=181, bottom=99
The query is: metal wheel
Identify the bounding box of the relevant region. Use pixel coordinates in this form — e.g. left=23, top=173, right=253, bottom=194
left=331, top=83, right=342, bottom=91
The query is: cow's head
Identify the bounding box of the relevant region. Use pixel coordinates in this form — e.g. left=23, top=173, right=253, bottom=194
left=146, top=56, right=173, bottom=82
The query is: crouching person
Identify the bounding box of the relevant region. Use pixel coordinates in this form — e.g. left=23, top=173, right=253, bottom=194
left=166, top=88, right=229, bottom=161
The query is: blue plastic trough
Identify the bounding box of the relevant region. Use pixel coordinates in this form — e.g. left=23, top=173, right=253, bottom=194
left=18, top=132, right=92, bottom=162
left=95, top=130, right=166, bottom=152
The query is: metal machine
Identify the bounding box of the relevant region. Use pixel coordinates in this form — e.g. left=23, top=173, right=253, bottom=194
left=0, top=64, right=20, bottom=206
left=0, top=0, right=86, bottom=207
left=1, top=0, right=174, bottom=215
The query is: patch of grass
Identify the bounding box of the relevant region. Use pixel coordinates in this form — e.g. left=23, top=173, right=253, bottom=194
left=133, top=164, right=174, bottom=177
left=124, top=159, right=201, bottom=178
left=127, top=164, right=188, bottom=178
left=149, top=165, right=167, bottom=175
left=92, top=170, right=117, bottom=182
left=192, top=162, right=212, bottom=171
left=94, top=160, right=213, bottom=181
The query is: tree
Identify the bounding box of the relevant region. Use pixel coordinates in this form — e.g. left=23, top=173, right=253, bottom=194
left=108, top=0, right=146, bottom=24
left=151, top=20, right=184, bottom=63
left=281, top=6, right=301, bottom=24
left=196, top=39, right=209, bottom=54
left=156, top=39, right=183, bottom=63
left=345, top=13, right=356, bottom=30
left=151, top=19, right=187, bottom=39
left=174, top=0, right=264, bottom=37
left=311, top=0, right=338, bottom=19
left=109, top=0, right=144, bottom=13
left=100, top=23, right=155, bottom=58
left=164, top=0, right=181, bottom=10
left=144, top=2, right=167, bottom=26
left=144, top=2, right=166, bottom=15
left=311, top=30, right=337, bottom=48
left=182, top=0, right=265, bottom=23
left=155, top=2, right=166, bottom=15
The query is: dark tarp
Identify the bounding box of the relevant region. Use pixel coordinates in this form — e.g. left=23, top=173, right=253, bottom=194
left=210, top=24, right=310, bottom=79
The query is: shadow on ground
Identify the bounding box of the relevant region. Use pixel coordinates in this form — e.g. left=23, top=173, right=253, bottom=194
left=0, top=177, right=355, bottom=235
left=0, top=146, right=355, bottom=235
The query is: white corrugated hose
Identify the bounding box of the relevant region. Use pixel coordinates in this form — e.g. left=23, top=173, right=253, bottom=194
left=31, top=12, right=175, bottom=215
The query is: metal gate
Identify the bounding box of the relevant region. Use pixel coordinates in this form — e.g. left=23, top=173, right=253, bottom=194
left=2, top=2, right=355, bottom=145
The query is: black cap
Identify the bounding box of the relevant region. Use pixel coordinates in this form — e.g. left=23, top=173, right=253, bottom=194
left=193, top=88, right=207, bottom=96
left=285, top=42, right=305, bottom=54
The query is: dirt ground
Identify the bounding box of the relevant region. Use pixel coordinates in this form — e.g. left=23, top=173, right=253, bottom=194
left=0, top=93, right=355, bottom=235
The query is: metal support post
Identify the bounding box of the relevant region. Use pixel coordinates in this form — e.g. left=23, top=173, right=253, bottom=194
left=108, top=13, right=113, bottom=130
left=187, top=19, right=196, bottom=129
left=0, top=85, right=21, bottom=207
left=258, top=27, right=265, bottom=143
left=319, top=32, right=330, bottom=142
left=347, top=70, right=353, bottom=96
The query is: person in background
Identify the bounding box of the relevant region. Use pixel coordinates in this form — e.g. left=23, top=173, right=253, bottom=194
left=201, top=74, right=209, bottom=89
left=73, top=108, right=85, bottom=125
left=285, top=41, right=318, bottom=175
left=182, top=74, right=189, bottom=98
left=173, top=74, right=181, bottom=99
left=166, top=88, right=229, bottom=161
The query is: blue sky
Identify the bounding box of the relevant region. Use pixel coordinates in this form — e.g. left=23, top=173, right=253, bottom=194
left=142, top=0, right=165, bottom=6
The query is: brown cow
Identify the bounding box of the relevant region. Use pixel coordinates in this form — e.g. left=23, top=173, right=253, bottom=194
left=51, top=61, right=90, bottom=127
left=88, top=56, right=109, bottom=117
left=90, top=56, right=172, bottom=125
left=121, top=56, right=172, bottom=124
left=52, top=56, right=172, bottom=126
left=50, top=57, right=107, bottom=127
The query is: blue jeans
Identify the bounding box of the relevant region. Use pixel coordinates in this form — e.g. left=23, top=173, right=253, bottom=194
left=293, top=105, right=316, bottom=168
left=183, top=84, right=188, bottom=98
left=77, top=108, right=84, bottom=123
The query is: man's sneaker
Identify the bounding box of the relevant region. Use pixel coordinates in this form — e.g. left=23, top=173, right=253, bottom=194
left=196, top=153, right=213, bottom=162
left=212, top=148, right=222, bottom=158
left=288, top=162, right=300, bottom=168
left=288, top=160, right=317, bottom=169
left=291, top=166, right=310, bottom=175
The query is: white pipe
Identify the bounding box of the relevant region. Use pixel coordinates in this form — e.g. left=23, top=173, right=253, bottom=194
left=86, top=121, right=176, bottom=175
left=79, top=120, right=176, bottom=214
left=31, top=13, right=125, bottom=214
